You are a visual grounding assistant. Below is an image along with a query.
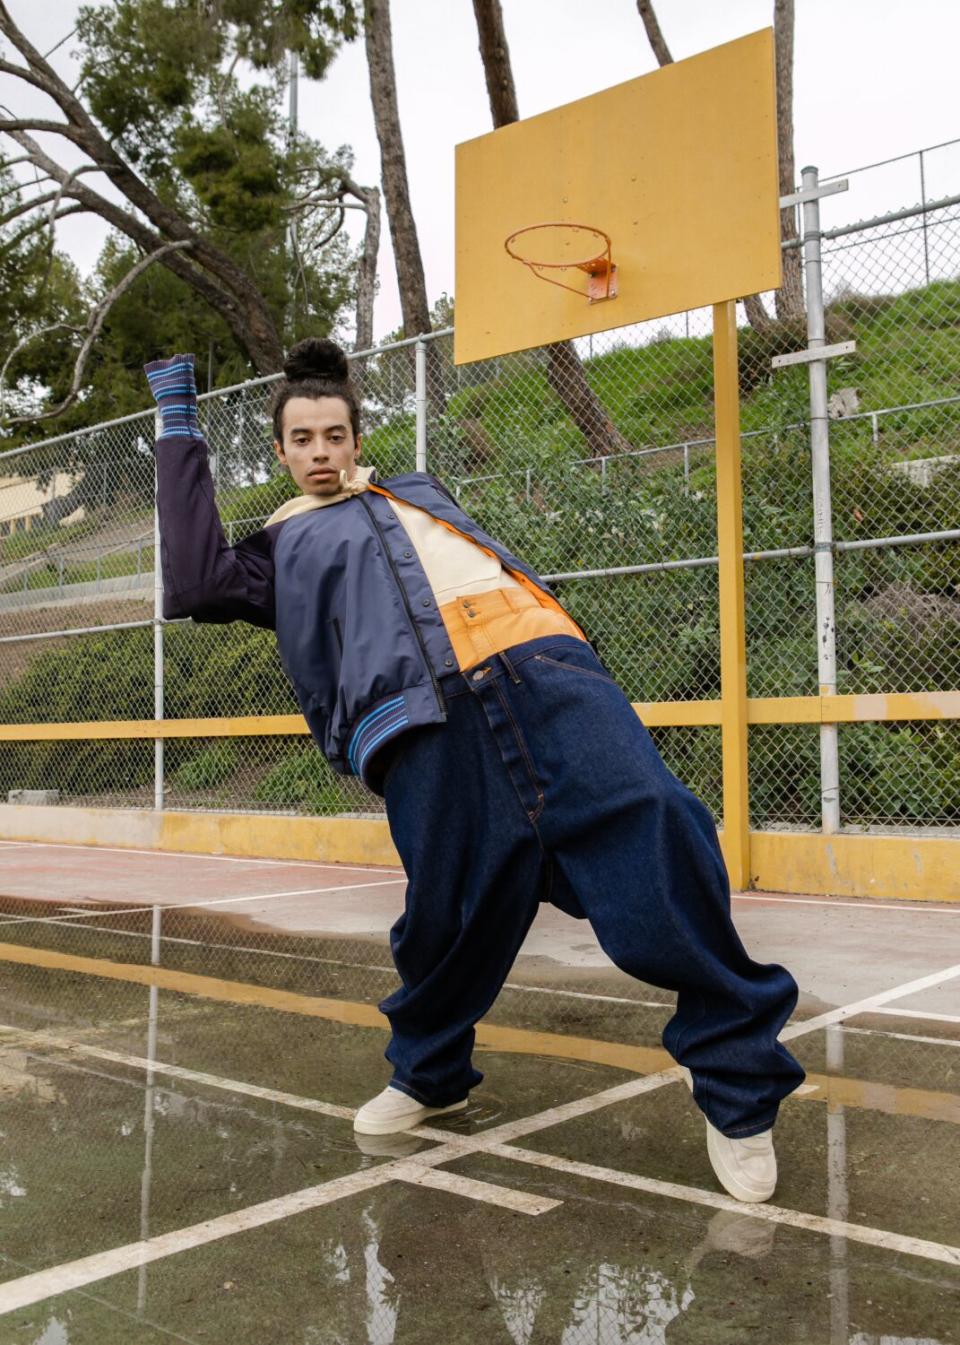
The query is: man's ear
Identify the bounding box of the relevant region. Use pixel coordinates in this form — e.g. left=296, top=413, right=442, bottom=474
left=274, top=440, right=286, bottom=466
left=354, top=433, right=362, bottom=460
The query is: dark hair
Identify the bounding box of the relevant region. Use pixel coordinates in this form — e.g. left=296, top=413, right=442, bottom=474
left=271, top=338, right=361, bottom=443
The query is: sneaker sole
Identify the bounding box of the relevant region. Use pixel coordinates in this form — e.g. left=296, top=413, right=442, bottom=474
left=353, top=1097, right=468, bottom=1136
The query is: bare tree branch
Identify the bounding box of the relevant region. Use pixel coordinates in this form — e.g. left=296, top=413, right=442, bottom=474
left=343, top=177, right=380, bottom=365
left=0, top=8, right=285, bottom=371
left=0, top=321, right=81, bottom=417
left=0, top=173, right=53, bottom=202
left=0, top=55, right=59, bottom=97
left=311, top=205, right=347, bottom=250
left=0, top=117, right=88, bottom=147
left=41, top=26, right=77, bottom=61
left=1, top=185, right=69, bottom=226
left=44, top=163, right=99, bottom=241
left=2, top=128, right=279, bottom=371
left=5, top=240, right=195, bottom=425
left=635, top=0, right=673, bottom=64
left=0, top=202, right=88, bottom=257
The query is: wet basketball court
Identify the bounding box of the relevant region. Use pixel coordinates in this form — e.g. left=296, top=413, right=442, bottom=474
left=0, top=839, right=957, bottom=1343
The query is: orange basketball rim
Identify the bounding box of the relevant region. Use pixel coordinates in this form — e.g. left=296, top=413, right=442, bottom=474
left=504, top=223, right=619, bottom=303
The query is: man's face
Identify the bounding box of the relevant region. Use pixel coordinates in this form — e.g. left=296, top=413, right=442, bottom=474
left=275, top=395, right=362, bottom=496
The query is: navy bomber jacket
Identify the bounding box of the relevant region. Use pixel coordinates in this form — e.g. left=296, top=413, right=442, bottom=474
left=155, top=435, right=565, bottom=788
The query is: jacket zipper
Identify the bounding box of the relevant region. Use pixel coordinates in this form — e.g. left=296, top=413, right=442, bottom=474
left=360, top=495, right=447, bottom=717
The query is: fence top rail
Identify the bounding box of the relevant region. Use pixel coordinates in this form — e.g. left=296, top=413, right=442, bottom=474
left=454, top=393, right=960, bottom=486
left=0, top=327, right=460, bottom=464
left=822, top=134, right=960, bottom=183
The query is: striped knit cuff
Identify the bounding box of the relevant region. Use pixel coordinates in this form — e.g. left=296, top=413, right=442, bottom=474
left=144, top=354, right=201, bottom=439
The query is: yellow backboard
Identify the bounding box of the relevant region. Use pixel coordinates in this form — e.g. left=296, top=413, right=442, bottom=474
left=454, top=29, right=780, bottom=365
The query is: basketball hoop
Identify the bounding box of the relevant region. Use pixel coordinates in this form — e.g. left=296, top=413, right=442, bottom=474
left=504, top=223, right=618, bottom=303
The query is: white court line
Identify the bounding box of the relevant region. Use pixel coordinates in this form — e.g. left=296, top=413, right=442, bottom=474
left=0, top=913, right=672, bottom=1009
left=2, top=839, right=952, bottom=908
left=0, top=1022, right=676, bottom=1147
left=841, top=1026, right=960, bottom=1049
left=733, top=893, right=960, bottom=915
left=872, top=1007, right=960, bottom=1025
left=501, top=983, right=671, bottom=1009
left=0, top=879, right=405, bottom=928
left=483, top=1145, right=960, bottom=1268
left=0, top=1165, right=405, bottom=1317
left=0, top=1025, right=356, bottom=1122
left=391, top=1164, right=561, bottom=1215
left=781, top=963, right=960, bottom=1040
left=0, top=838, right=403, bottom=875
left=415, top=1070, right=684, bottom=1148
left=0, top=1254, right=202, bottom=1345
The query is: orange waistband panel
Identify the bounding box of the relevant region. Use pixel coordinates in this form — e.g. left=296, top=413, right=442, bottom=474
left=439, top=588, right=586, bottom=671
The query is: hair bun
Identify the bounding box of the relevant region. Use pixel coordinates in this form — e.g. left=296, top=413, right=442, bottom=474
left=283, top=337, right=349, bottom=383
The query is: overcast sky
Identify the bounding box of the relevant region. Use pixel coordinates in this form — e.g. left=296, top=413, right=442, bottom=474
left=5, top=0, right=960, bottom=344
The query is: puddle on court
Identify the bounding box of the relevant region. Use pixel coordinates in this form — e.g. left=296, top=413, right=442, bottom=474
left=5, top=1170, right=958, bottom=1344
left=2, top=917, right=960, bottom=1342
left=0, top=1027, right=402, bottom=1291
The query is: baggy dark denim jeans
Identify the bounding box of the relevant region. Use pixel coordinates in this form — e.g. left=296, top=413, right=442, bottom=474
left=379, top=635, right=805, bottom=1137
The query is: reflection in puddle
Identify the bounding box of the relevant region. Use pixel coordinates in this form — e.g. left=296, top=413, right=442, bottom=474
left=1, top=938, right=958, bottom=1345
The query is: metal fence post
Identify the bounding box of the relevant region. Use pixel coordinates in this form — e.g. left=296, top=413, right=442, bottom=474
left=415, top=336, right=428, bottom=473
left=801, top=166, right=841, bottom=834
left=919, top=149, right=930, bottom=285
left=153, top=413, right=164, bottom=812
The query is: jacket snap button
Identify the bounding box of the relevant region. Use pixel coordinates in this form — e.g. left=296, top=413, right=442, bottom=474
left=403, top=549, right=413, bottom=558
left=472, top=668, right=489, bottom=681
left=444, top=657, right=454, bottom=667
left=422, top=598, right=431, bottom=607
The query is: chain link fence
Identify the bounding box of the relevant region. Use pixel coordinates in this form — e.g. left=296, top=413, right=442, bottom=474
left=0, top=140, right=958, bottom=839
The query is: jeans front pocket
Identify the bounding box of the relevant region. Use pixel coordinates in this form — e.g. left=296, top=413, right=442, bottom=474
left=532, top=647, right=618, bottom=686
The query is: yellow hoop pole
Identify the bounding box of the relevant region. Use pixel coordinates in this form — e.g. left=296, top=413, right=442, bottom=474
left=713, top=300, right=750, bottom=891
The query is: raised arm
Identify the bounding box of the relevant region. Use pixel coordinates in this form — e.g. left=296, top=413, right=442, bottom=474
left=145, top=354, right=277, bottom=629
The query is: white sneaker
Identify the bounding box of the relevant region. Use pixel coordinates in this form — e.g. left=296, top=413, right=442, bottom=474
left=679, top=1066, right=778, bottom=1203
left=353, top=1085, right=468, bottom=1136
left=704, top=1122, right=777, bottom=1203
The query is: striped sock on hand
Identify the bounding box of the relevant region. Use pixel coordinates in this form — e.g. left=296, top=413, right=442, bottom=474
left=144, top=353, right=201, bottom=439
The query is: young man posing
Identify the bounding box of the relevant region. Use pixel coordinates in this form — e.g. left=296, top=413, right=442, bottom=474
left=146, top=338, right=804, bottom=1204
